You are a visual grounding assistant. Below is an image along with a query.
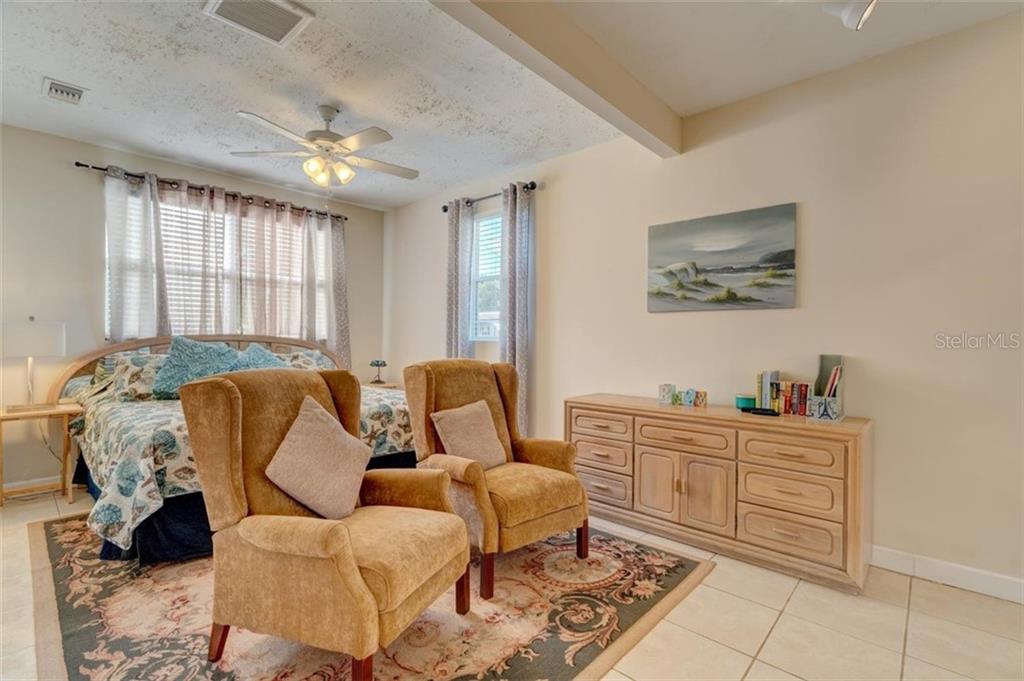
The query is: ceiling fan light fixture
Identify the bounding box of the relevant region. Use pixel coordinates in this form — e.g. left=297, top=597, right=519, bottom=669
left=824, top=0, right=878, bottom=31
left=302, top=156, right=327, bottom=179
left=310, top=169, right=331, bottom=188
left=332, top=161, right=356, bottom=185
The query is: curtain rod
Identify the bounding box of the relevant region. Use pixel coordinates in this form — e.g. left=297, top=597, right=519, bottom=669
left=74, top=161, right=348, bottom=221
left=441, top=181, right=537, bottom=213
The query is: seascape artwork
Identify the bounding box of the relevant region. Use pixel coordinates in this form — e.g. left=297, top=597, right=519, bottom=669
left=647, top=203, right=796, bottom=312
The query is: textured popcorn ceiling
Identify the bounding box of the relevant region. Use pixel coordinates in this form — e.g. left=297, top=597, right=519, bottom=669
left=1, top=1, right=617, bottom=208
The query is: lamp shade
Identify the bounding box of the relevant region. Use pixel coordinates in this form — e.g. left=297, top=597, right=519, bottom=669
left=2, top=321, right=66, bottom=358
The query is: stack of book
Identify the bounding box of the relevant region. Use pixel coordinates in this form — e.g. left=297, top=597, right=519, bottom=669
left=755, top=370, right=812, bottom=416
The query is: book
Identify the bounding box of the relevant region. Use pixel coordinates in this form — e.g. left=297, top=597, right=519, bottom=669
left=798, top=383, right=808, bottom=415
left=825, top=365, right=842, bottom=397
left=756, top=373, right=763, bottom=409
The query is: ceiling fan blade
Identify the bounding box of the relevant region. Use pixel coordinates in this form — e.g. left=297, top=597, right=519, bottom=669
left=237, top=111, right=318, bottom=151
left=345, top=155, right=419, bottom=180
left=334, top=127, right=392, bottom=154
left=230, top=150, right=315, bottom=157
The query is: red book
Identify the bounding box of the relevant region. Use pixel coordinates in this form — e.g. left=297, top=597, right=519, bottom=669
left=798, top=383, right=808, bottom=415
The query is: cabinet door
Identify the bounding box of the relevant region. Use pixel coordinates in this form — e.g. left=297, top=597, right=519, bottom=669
left=680, top=453, right=736, bottom=537
left=633, top=446, right=680, bottom=521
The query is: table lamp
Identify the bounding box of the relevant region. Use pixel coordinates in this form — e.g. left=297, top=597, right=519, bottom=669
left=2, top=319, right=66, bottom=411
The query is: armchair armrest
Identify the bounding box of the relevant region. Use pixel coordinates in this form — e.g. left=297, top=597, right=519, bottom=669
left=513, top=439, right=577, bottom=474
left=420, top=453, right=486, bottom=486
left=236, top=515, right=353, bottom=559
left=359, top=468, right=453, bottom=513
left=419, top=453, right=499, bottom=554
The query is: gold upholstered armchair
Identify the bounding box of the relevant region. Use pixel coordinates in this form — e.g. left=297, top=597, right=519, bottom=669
left=404, top=359, right=589, bottom=599
left=180, top=369, right=470, bottom=681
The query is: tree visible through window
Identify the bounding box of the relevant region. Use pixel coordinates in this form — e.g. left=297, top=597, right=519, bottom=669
left=470, top=212, right=502, bottom=341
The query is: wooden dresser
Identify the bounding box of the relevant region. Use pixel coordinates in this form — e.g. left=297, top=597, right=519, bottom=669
left=565, top=393, right=873, bottom=592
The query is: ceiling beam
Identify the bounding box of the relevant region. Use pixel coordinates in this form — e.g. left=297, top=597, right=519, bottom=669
left=430, top=1, right=684, bottom=158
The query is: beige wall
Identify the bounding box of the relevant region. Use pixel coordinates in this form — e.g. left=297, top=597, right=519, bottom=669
left=384, top=15, right=1023, bottom=577
left=0, top=125, right=385, bottom=483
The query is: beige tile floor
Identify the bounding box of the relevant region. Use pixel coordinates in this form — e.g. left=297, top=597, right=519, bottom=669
left=1, top=495, right=1022, bottom=681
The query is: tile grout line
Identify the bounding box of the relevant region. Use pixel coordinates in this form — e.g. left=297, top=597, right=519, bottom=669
left=703, top=575, right=909, bottom=657
left=905, top=578, right=1024, bottom=645
left=899, top=577, right=913, bottom=680
left=661, top=612, right=760, bottom=660
left=742, top=576, right=803, bottom=680
left=778, top=604, right=907, bottom=655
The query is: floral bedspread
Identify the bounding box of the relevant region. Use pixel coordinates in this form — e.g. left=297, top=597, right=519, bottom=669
left=64, top=381, right=415, bottom=550
left=360, top=386, right=415, bottom=456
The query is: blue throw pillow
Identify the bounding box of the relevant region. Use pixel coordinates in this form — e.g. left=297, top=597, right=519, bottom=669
left=231, top=343, right=287, bottom=371
left=152, top=336, right=239, bottom=399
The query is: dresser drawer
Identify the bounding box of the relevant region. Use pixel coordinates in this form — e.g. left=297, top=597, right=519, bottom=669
left=570, top=408, right=633, bottom=442
left=738, top=464, right=845, bottom=522
left=578, top=468, right=633, bottom=509
left=636, top=418, right=735, bottom=459
left=737, top=502, right=844, bottom=568
left=739, top=431, right=845, bottom=478
left=573, top=437, right=633, bottom=475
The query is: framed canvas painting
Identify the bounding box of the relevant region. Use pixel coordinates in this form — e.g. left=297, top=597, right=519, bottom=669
left=648, top=203, right=796, bottom=312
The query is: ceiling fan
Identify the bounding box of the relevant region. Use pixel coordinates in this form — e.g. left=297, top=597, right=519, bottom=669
left=231, top=104, right=419, bottom=187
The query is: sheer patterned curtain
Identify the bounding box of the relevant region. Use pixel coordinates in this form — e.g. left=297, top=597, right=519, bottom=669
left=303, top=213, right=351, bottom=367
left=445, top=198, right=474, bottom=358
left=105, top=167, right=164, bottom=340
left=104, top=167, right=351, bottom=364
left=500, top=183, right=534, bottom=433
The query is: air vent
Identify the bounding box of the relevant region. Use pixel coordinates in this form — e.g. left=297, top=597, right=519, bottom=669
left=42, top=78, right=85, bottom=105
left=203, top=0, right=314, bottom=46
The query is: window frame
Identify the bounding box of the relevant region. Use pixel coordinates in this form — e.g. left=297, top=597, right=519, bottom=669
left=468, top=209, right=502, bottom=343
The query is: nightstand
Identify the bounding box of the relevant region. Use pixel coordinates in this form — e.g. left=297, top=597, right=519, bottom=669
left=0, top=403, right=83, bottom=506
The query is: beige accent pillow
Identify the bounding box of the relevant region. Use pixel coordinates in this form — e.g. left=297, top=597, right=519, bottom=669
left=431, top=399, right=508, bottom=470
left=266, top=395, right=371, bottom=519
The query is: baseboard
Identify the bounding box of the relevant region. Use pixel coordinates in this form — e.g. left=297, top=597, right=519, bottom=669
left=3, top=475, right=60, bottom=493
left=872, top=545, right=1024, bottom=604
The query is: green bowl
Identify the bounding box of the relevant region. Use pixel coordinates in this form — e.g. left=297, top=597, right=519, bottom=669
left=735, top=394, right=757, bottom=409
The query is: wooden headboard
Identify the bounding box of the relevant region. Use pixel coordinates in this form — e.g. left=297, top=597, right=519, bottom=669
left=47, top=334, right=343, bottom=403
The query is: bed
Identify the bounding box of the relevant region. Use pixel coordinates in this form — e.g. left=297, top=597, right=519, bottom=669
left=51, top=335, right=415, bottom=564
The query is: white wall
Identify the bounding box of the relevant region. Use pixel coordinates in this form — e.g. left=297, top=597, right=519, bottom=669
left=384, top=15, right=1023, bottom=577
left=0, top=125, right=386, bottom=483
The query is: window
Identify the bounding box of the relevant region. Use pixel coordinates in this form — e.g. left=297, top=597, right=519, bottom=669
left=470, top=211, right=502, bottom=341
left=104, top=174, right=341, bottom=345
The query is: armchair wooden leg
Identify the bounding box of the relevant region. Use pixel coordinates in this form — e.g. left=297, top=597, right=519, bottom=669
left=456, top=563, right=471, bottom=614
left=351, top=652, right=374, bottom=681
left=577, top=519, right=590, bottom=559
left=480, top=552, right=496, bottom=600
left=208, top=623, right=230, bottom=662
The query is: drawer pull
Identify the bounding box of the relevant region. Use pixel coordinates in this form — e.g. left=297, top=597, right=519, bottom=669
left=590, top=423, right=612, bottom=429
left=773, top=449, right=805, bottom=459
left=672, top=434, right=694, bottom=442
left=592, top=451, right=611, bottom=458
left=591, top=483, right=611, bottom=491
left=771, top=527, right=802, bottom=539
left=773, top=486, right=804, bottom=496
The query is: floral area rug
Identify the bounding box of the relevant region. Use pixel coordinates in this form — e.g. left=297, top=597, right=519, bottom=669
left=31, top=515, right=711, bottom=680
